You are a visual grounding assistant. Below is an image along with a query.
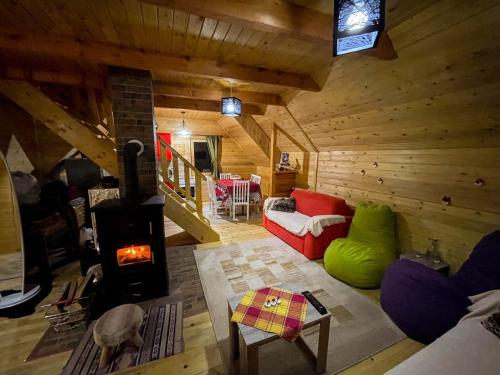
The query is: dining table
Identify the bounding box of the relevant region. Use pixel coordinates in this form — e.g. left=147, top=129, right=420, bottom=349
left=215, top=179, right=261, bottom=204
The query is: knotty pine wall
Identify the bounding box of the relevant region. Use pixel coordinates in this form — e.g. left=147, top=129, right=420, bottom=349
left=258, top=0, right=500, bottom=270
left=0, top=151, right=20, bottom=254
left=157, top=117, right=256, bottom=179
left=0, top=97, right=72, bottom=177
left=157, top=117, right=256, bottom=202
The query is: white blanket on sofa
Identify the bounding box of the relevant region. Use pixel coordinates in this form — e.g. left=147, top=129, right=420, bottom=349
left=264, top=198, right=346, bottom=237
left=386, top=290, right=500, bottom=375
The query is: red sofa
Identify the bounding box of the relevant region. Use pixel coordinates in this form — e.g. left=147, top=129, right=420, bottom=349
left=263, top=189, right=353, bottom=260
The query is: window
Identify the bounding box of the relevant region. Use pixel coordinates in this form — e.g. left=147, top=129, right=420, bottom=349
left=193, top=142, right=212, bottom=172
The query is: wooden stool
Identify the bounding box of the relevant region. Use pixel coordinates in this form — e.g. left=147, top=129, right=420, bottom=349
left=93, top=304, right=144, bottom=368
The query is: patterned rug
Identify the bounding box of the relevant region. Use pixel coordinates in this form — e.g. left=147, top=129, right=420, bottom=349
left=26, top=244, right=205, bottom=362
left=61, top=302, right=184, bottom=375
left=194, top=236, right=406, bottom=374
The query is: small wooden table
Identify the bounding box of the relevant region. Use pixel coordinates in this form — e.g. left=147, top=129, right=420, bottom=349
left=400, top=251, right=450, bottom=275
left=227, top=282, right=331, bottom=375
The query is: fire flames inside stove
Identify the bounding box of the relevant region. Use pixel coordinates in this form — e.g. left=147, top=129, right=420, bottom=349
left=116, top=244, right=152, bottom=266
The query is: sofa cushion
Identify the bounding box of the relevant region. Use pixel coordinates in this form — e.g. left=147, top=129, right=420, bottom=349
left=291, top=188, right=349, bottom=217
left=269, top=197, right=296, bottom=212
left=265, top=210, right=310, bottom=236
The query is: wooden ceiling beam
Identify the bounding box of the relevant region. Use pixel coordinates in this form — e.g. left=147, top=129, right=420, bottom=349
left=0, top=66, right=104, bottom=88
left=235, top=115, right=270, bottom=158
left=0, top=80, right=118, bottom=176
left=146, top=0, right=332, bottom=45
left=146, top=0, right=396, bottom=60
left=154, top=95, right=266, bottom=115
left=153, top=81, right=285, bottom=106
left=0, top=31, right=320, bottom=91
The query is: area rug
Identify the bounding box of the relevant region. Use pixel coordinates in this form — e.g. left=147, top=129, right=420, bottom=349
left=27, top=245, right=204, bottom=362
left=194, top=237, right=406, bottom=374
left=61, top=302, right=184, bottom=375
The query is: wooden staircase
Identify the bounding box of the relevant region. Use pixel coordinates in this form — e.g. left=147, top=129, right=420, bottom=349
left=158, top=138, right=220, bottom=243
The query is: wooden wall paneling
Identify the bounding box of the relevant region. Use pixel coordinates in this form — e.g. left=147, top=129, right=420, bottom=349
left=0, top=81, right=118, bottom=175
left=218, top=117, right=269, bottom=166
left=0, top=151, right=21, bottom=254
left=32, top=122, right=74, bottom=176
left=220, top=137, right=256, bottom=179
left=283, top=2, right=500, bottom=126
left=256, top=165, right=271, bottom=197
left=234, top=115, right=270, bottom=157
left=250, top=0, right=500, bottom=270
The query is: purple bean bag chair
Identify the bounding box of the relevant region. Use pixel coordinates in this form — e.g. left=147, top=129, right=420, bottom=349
left=380, top=230, right=500, bottom=344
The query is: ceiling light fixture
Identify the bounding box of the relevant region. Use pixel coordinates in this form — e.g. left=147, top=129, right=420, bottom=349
left=221, top=87, right=242, bottom=117
left=333, top=0, right=385, bottom=56
left=177, top=111, right=191, bottom=137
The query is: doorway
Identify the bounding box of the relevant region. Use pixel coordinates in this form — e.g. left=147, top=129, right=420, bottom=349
left=193, top=142, right=212, bottom=173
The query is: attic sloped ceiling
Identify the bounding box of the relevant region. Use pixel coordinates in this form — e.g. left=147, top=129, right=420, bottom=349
left=248, top=0, right=500, bottom=271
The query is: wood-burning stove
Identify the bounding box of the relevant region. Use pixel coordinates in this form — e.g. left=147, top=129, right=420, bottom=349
left=92, top=195, right=168, bottom=304
left=92, top=141, right=168, bottom=305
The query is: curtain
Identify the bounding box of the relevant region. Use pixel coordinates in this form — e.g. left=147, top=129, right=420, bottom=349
left=206, top=136, right=222, bottom=179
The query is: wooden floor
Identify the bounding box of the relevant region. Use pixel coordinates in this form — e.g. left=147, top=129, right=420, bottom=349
left=0, top=207, right=424, bottom=375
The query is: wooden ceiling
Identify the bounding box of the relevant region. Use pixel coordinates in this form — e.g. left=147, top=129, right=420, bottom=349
left=0, top=0, right=437, bottom=119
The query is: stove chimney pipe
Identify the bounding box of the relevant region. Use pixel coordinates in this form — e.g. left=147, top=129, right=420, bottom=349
left=123, top=140, right=144, bottom=200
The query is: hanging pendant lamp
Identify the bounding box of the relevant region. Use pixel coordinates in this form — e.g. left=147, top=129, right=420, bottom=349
left=177, top=111, right=191, bottom=137
left=221, top=87, right=242, bottom=117
left=333, top=0, right=386, bottom=56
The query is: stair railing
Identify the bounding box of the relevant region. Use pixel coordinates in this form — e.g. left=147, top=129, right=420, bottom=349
left=158, top=138, right=207, bottom=222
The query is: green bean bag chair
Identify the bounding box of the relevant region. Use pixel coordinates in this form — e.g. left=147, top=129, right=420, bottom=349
left=324, top=203, right=398, bottom=288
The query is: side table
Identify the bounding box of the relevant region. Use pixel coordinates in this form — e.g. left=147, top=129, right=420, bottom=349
left=400, top=251, right=450, bottom=275
left=227, top=282, right=331, bottom=375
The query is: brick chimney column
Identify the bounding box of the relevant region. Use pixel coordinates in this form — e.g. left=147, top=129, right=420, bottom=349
left=109, top=67, right=157, bottom=197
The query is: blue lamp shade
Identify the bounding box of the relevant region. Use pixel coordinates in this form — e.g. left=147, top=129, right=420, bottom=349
left=221, top=96, right=242, bottom=117
left=333, top=0, right=385, bottom=56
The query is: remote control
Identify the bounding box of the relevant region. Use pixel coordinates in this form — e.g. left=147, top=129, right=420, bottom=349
left=302, top=291, right=328, bottom=315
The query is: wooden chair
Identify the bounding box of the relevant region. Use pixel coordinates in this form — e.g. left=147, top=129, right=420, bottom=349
left=219, top=173, right=232, bottom=180
left=250, top=174, right=261, bottom=185
left=206, top=176, right=228, bottom=216
left=232, top=180, right=250, bottom=221
left=250, top=174, right=262, bottom=213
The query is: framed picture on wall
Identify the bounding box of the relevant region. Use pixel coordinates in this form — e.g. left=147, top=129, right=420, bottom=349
left=280, top=152, right=290, bottom=166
